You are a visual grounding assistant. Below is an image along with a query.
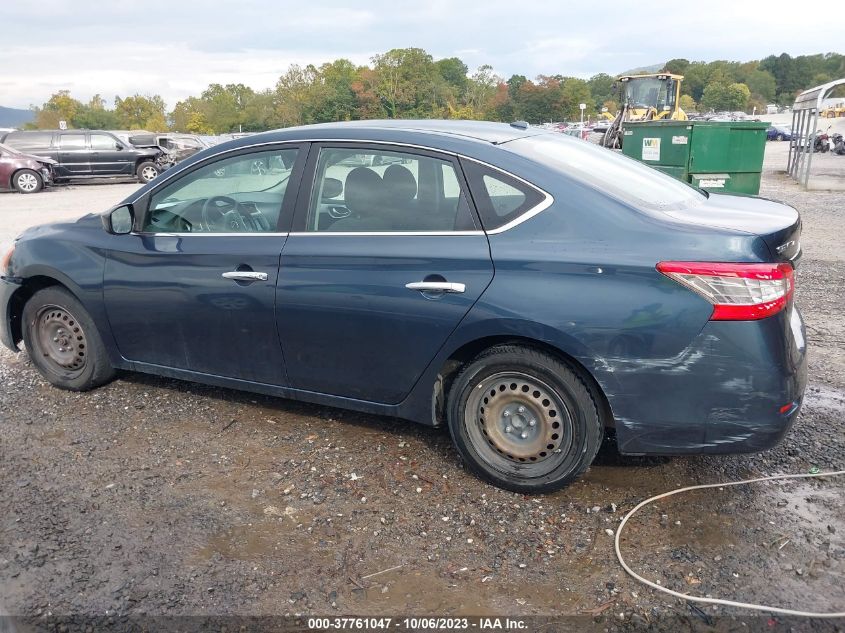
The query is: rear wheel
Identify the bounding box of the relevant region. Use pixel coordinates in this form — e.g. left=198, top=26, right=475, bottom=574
left=776, top=134, right=784, bottom=141
left=447, top=345, right=603, bottom=493
left=13, top=169, right=43, bottom=194
left=22, top=286, right=115, bottom=391
left=136, top=161, right=159, bottom=183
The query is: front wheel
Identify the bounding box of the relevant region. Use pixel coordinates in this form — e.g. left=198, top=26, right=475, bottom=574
left=447, top=345, right=603, bottom=493
left=22, top=286, right=116, bottom=391
left=136, top=161, right=159, bottom=183
left=13, top=169, right=43, bottom=194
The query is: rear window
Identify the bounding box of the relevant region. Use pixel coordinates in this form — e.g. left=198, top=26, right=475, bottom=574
left=4, top=132, right=54, bottom=149
left=461, top=160, right=545, bottom=230
left=507, top=133, right=705, bottom=211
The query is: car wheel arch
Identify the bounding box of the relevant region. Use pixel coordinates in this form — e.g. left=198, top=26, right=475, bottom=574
left=7, top=275, right=73, bottom=346
left=433, top=335, right=616, bottom=431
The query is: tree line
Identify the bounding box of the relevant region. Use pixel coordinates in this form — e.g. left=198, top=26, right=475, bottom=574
left=26, top=49, right=845, bottom=134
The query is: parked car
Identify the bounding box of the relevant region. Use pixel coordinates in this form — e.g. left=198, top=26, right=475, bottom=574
left=0, top=130, right=162, bottom=184
left=767, top=124, right=794, bottom=141
left=0, top=142, right=55, bottom=193
left=0, top=120, right=806, bottom=493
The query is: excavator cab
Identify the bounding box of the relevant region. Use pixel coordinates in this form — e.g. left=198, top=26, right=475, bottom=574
left=601, top=73, right=687, bottom=148
left=619, top=73, right=685, bottom=121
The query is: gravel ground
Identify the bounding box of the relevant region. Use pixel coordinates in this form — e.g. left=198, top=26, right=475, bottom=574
left=0, top=152, right=843, bottom=632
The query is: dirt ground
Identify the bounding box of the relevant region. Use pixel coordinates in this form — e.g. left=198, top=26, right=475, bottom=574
left=0, top=147, right=844, bottom=632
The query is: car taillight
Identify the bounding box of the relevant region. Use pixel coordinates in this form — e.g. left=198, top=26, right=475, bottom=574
left=656, top=261, right=794, bottom=321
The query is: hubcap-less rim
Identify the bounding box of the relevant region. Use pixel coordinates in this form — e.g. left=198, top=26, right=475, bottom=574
left=141, top=166, right=158, bottom=182
left=17, top=173, right=38, bottom=192
left=465, top=372, right=576, bottom=475
left=34, top=306, right=87, bottom=376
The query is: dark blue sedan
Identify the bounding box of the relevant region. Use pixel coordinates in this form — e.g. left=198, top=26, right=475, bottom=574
left=0, top=120, right=806, bottom=493
left=767, top=124, right=794, bottom=141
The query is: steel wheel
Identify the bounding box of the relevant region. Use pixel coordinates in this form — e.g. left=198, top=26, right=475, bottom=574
left=465, top=371, right=574, bottom=475
left=32, top=305, right=88, bottom=378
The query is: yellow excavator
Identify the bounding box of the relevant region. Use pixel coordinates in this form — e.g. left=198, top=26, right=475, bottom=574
left=601, top=73, right=687, bottom=148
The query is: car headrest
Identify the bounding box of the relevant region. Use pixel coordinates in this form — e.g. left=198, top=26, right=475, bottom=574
left=345, top=167, right=384, bottom=216
left=383, top=164, right=417, bottom=203
left=322, top=177, right=343, bottom=199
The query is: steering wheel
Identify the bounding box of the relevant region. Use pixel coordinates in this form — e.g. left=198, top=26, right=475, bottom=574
left=201, top=196, right=247, bottom=232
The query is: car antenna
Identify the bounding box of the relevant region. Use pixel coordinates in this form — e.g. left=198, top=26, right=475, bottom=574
left=510, top=121, right=529, bottom=130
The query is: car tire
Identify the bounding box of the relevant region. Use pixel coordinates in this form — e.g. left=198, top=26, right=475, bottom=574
left=13, top=169, right=43, bottom=194
left=776, top=134, right=784, bottom=141
left=22, top=286, right=116, bottom=391
left=136, top=161, right=159, bottom=183
left=446, top=345, right=603, bottom=493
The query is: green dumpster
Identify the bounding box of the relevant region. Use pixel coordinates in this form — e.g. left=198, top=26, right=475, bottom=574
left=620, top=120, right=768, bottom=195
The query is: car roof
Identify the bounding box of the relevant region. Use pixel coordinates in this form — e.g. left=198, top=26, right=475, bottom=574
left=226, top=120, right=547, bottom=151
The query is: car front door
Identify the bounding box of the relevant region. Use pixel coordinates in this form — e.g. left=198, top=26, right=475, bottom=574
left=56, top=132, right=90, bottom=175
left=103, top=144, right=306, bottom=385
left=89, top=132, right=129, bottom=175
left=276, top=144, right=494, bottom=403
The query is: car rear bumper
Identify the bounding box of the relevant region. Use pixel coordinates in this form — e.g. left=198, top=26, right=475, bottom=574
left=0, top=276, right=21, bottom=351
left=602, top=305, right=807, bottom=455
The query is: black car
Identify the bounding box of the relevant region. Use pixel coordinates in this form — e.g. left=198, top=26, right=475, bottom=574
left=0, top=130, right=162, bottom=184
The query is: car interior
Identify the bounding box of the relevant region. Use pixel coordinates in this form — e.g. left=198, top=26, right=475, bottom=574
left=144, top=150, right=296, bottom=233
left=307, top=149, right=477, bottom=232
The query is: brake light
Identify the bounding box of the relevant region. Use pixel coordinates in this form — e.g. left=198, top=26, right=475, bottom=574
left=656, top=261, right=794, bottom=321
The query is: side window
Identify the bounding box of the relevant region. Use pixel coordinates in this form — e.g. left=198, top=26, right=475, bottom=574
left=144, top=148, right=298, bottom=233
left=7, top=132, right=53, bottom=150
left=90, top=134, right=119, bottom=150
left=306, top=147, right=476, bottom=233
left=59, top=134, right=86, bottom=149
left=462, top=161, right=545, bottom=231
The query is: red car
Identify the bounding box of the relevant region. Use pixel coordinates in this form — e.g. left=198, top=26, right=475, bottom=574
left=0, top=142, right=55, bottom=193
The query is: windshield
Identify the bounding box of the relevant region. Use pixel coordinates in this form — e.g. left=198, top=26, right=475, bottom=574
left=506, top=133, right=706, bottom=212
left=0, top=142, right=20, bottom=155
left=623, top=77, right=675, bottom=111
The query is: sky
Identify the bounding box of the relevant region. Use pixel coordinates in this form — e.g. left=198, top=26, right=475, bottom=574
left=1, top=0, right=840, bottom=110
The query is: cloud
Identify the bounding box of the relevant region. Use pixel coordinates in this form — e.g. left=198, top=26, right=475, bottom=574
left=1, top=0, right=838, bottom=108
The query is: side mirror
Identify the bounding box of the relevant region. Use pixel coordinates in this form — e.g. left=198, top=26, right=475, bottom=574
left=102, top=204, right=135, bottom=235
left=116, top=143, right=124, bottom=150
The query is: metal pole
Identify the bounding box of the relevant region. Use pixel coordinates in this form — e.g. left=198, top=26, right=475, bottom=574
left=803, top=108, right=818, bottom=188
left=787, top=109, right=798, bottom=174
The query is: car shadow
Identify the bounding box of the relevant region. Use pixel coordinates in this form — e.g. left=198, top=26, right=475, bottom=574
left=117, top=371, right=665, bottom=471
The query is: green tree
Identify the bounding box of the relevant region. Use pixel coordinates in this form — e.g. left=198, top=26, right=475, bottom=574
left=587, top=73, right=615, bottom=110
left=371, top=48, right=438, bottom=118
left=72, top=94, right=119, bottom=129
left=465, top=65, right=501, bottom=116
left=274, top=64, right=318, bottom=127
left=31, top=90, right=82, bottom=129
left=744, top=69, right=777, bottom=103
left=663, top=58, right=690, bottom=75
left=435, top=57, right=469, bottom=96
left=114, top=94, right=167, bottom=130
left=561, top=77, right=593, bottom=120
left=679, top=94, right=697, bottom=113
left=700, top=82, right=750, bottom=112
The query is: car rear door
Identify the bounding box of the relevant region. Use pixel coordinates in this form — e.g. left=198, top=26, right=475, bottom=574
left=276, top=143, right=494, bottom=404
left=56, top=132, right=90, bottom=175
left=103, top=144, right=307, bottom=385
left=89, top=132, right=129, bottom=175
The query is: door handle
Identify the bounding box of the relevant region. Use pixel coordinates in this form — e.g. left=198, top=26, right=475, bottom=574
left=405, top=281, right=466, bottom=294
left=222, top=271, right=268, bottom=282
